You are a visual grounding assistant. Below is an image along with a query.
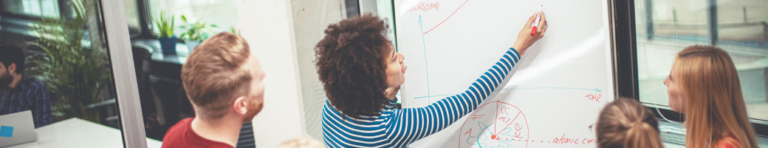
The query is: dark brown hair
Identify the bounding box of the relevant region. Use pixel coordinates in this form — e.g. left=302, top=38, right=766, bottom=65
left=596, top=98, right=663, bottom=148
left=315, top=13, right=391, bottom=119
left=0, top=45, right=26, bottom=73
left=182, top=32, right=252, bottom=120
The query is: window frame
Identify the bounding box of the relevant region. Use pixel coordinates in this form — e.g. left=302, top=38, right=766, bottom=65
left=133, top=0, right=153, bottom=39
left=0, top=0, right=68, bottom=20
left=98, top=0, right=148, bottom=147
left=0, top=0, right=147, bottom=38
left=611, top=0, right=768, bottom=137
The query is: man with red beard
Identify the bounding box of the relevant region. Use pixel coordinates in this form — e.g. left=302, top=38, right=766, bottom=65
left=162, top=32, right=265, bottom=148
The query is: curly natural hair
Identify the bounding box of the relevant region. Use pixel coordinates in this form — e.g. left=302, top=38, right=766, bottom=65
left=315, top=13, right=391, bottom=119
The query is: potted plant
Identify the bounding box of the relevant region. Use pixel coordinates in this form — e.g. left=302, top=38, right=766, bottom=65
left=26, top=0, right=112, bottom=124
left=154, top=11, right=176, bottom=54
left=179, top=15, right=217, bottom=52
left=230, top=26, right=240, bottom=36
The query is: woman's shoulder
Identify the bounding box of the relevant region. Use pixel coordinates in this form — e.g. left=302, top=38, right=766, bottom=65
left=715, top=135, right=742, bottom=148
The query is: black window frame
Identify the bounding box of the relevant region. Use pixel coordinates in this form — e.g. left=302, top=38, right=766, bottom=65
left=611, top=0, right=768, bottom=137
left=133, top=0, right=153, bottom=39
left=0, top=0, right=69, bottom=20
left=0, top=0, right=148, bottom=38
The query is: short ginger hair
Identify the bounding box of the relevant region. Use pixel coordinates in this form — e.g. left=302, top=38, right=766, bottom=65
left=182, top=32, right=252, bottom=120
left=314, top=13, right=391, bottom=119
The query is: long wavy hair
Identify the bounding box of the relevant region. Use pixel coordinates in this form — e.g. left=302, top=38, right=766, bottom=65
left=314, top=13, right=391, bottom=119
left=672, top=45, right=757, bottom=148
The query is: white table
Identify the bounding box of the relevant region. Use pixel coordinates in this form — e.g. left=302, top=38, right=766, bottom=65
left=6, top=118, right=162, bottom=148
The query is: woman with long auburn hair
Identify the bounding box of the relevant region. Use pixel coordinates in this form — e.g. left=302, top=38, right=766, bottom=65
left=663, top=45, right=758, bottom=148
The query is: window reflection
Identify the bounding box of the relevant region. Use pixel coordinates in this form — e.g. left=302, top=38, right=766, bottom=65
left=124, top=0, right=141, bottom=36
left=1, top=0, right=60, bottom=18
left=635, top=0, right=768, bottom=121
left=1, top=0, right=128, bottom=147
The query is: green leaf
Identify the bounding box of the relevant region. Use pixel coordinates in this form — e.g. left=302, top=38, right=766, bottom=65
left=181, top=15, right=188, bottom=23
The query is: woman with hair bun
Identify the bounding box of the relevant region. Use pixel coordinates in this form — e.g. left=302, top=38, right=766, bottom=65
left=596, top=98, right=664, bottom=148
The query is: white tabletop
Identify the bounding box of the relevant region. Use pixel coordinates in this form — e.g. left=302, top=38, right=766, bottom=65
left=6, top=118, right=162, bottom=148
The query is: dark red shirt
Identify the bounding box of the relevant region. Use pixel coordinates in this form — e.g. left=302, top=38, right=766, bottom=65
left=162, top=117, right=234, bottom=148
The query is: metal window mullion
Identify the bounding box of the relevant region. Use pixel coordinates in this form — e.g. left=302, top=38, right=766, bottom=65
left=57, top=0, right=67, bottom=19
left=707, top=0, right=718, bottom=45
left=98, top=0, right=148, bottom=147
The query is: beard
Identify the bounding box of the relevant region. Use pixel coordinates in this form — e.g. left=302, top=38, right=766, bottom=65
left=241, top=98, right=264, bottom=123
left=0, top=69, right=13, bottom=87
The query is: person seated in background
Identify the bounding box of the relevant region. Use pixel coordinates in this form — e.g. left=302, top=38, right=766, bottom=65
left=0, top=45, right=52, bottom=128
left=595, top=98, right=663, bottom=148
left=663, top=45, right=758, bottom=148
left=315, top=13, right=546, bottom=147
left=162, top=33, right=266, bottom=148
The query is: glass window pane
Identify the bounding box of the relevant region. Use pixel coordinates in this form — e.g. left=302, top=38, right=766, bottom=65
left=1, top=0, right=60, bottom=18
left=1, top=0, right=134, bottom=147
left=148, top=0, right=239, bottom=39
left=635, top=0, right=768, bottom=121
left=124, top=0, right=141, bottom=36
left=715, top=0, right=768, bottom=121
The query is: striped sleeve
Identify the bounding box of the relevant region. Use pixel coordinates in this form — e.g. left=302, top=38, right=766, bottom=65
left=385, top=48, right=521, bottom=146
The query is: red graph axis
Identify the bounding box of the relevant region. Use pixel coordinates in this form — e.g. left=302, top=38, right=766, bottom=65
left=423, top=0, right=470, bottom=34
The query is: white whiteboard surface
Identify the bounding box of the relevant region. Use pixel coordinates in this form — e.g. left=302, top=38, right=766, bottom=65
left=394, top=0, right=615, bottom=147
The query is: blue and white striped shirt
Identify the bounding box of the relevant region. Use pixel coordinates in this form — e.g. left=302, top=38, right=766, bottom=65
left=322, top=48, right=521, bottom=147
left=0, top=74, right=52, bottom=128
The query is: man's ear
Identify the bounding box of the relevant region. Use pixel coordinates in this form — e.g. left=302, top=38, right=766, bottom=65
left=7, top=63, right=16, bottom=74
left=232, top=96, right=248, bottom=115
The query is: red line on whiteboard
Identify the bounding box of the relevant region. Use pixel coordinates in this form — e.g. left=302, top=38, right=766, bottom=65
left=423, top=0, right=469, bottom=34
left=494, top=101, right=498, bottom=136
left=495, top=112, right=521, bottom=135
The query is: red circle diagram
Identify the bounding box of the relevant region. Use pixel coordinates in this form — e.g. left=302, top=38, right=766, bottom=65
left=458, top=100, right=530, bottom=148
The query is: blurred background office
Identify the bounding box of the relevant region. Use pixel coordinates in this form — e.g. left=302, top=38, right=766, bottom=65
left=633, top=0, right=768, bottom=146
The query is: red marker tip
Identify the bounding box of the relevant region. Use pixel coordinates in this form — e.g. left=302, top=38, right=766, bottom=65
left=530, top=26, right=537, bottom=36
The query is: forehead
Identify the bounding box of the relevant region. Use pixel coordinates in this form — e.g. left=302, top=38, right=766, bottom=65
left=246, top=54, right=263, bottom=75
left=386, top=44, right=395, bottom=54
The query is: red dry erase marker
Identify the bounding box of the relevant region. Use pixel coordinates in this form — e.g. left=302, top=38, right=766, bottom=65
left=530, top=5, right=543, bottom=36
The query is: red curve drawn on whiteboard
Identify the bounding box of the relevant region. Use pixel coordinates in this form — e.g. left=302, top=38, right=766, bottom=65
left=423, top=0, right=469, bottom=34
left=458, top=100, right=530, bottom=148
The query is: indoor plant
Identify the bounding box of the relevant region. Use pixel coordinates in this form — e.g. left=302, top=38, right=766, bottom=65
left=178, top=15, right=217, bottom=52
left=154, top=11, right=176, bottom=54
left=26, top=0, right=113, bottom=124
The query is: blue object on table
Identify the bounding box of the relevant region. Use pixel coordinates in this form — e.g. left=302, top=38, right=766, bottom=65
left=0, top=126, right=13, bottom=137
left=159, top=36, right=178, bottom=54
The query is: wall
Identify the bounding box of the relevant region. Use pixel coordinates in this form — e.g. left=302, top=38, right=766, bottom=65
left=289, top=0, right=345, bottom=140
left=236, top=0, right=307, bottom=147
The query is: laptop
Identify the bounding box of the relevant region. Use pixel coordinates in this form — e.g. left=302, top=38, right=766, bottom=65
left=0, top=110, right=38, bottom=147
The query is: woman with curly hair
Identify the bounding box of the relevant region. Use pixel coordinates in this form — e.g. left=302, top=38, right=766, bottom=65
left=317, top=13, right=547, bottom=147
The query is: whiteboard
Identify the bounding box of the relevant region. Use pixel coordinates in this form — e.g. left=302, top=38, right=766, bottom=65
left=394, top=0, right=615, bottom=147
